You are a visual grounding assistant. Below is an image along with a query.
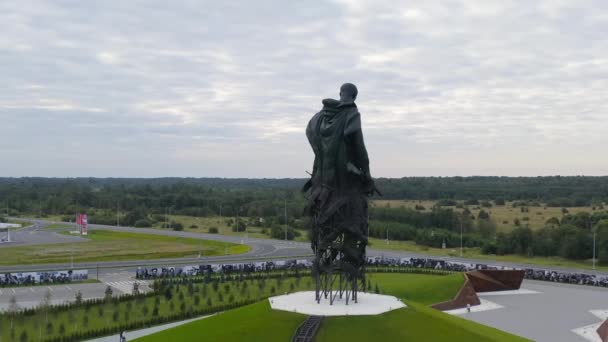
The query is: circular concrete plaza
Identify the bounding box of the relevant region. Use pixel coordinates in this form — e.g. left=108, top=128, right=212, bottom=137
left=269, top=291, right=406, bottom=316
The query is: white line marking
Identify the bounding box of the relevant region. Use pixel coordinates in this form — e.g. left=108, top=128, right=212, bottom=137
left=30, top=288, right=35, bottom=293
left=11, top=289, right=16, bottom=294
left=0, top=289, right=3, bottom=295
left=47, top=286, right=53, bottom=292
left=66, top=286, right=72, bottom=290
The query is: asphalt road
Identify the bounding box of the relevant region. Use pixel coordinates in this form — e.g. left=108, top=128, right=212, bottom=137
left=463, top=279, right=608, bottom=342
left=2, top=218, right=608, bottom=279
left=0, top=220, right=84, bottom=246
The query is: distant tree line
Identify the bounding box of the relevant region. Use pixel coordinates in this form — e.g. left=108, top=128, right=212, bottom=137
left=1, top=177, right=608, bottom=262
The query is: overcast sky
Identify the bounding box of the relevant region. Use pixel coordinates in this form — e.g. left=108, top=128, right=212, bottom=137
left=1, top=0, right=607, bottom=178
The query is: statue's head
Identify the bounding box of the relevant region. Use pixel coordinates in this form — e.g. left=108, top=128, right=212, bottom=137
left=339, top=83, right=358, bottom=103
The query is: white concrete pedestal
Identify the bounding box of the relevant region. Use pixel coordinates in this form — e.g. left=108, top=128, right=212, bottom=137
left=269, top=291, right=406, bottom=316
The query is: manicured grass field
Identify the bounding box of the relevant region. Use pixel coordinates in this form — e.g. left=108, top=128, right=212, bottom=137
left=0, top=230, right=250, bottom=266
left=317, top=302, right=530, bottom=342
left=134, top=301, right=306, bottom=342
left=0, top=273, right=313, bottom=341
left=134, top=272, right=528, bottom=342
left=367, top=272, right=464, bottom=305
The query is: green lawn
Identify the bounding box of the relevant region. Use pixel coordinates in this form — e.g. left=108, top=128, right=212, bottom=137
left=0, top=230, right=250, bottom=265
left=0, top=274, right=313, bottom=341
left=367, top=272, right=464, bottom=305
left=134, top=301, right=306, bottom=342
left=317, top=302, right=530, bottom=342
left=134, top=272, right=528, bottom=342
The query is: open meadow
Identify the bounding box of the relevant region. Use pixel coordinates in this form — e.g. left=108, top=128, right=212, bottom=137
left=0, top=229, right=249, bottom=266
left=372, top=199, right=595, bottom=233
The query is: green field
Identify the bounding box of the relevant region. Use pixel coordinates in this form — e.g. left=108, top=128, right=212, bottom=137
left=0, top=273, right=312, bottom=342
left=372, top=199, right=593, bottom=232
left=150, top=214, right=310, bottom=242
left=318, top=302, right=529, bottom=342
left=134, top=301, right=306, bottom=342
left=366, top=272, right=464, bottom=305
left=0, top=230, right=250, bottom=266
left=135, top=272, right=528, bottom=342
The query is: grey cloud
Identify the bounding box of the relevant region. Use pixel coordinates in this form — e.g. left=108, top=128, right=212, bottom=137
left=1, top=0, right=607, bottom=177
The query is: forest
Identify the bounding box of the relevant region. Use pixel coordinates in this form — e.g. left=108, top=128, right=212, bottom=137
left=1, top=176, right=607, bottom=264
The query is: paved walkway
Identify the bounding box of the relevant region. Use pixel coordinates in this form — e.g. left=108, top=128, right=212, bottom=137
left=87, top=314, right=214, bottom=342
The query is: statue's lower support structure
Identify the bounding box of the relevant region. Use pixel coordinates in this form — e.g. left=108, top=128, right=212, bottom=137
left=313, top=232, right=367, bottom=305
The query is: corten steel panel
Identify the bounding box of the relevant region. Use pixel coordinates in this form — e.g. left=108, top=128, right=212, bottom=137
left=431, top=276, right=480, bottom=311
left=598, top=319, right=608, bottom=342
left=466, top=270, right=525, bottom=293
left=478, top=270, right=525, bottom=290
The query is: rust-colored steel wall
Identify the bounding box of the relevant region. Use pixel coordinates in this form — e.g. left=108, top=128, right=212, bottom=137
left=598, top=319, right=608, bottom=342
left=431, top=270, right=525, bottom=311
left=431, top=275, right=480, bottom=311
left=466, top=270, right=524, bottom=293
left=479, top=270, right=525, bottom=290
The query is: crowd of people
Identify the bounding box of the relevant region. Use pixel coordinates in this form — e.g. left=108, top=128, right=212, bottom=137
left=0, top=269, right=88, bottom=287
left=135, top=256, right=608, bottom=289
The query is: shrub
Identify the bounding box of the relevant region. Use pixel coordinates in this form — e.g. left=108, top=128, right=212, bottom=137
left=208, top=227, right=219, bottom=234
left=134, top=219, right=151, bottom=228
left=172, top=222, right=184, bottom=231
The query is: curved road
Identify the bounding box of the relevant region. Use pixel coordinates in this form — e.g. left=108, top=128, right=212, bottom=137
left=2, top=218, right=607, bottom=278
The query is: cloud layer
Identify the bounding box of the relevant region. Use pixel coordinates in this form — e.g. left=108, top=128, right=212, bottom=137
left=1, top=0, right=607, bottom=177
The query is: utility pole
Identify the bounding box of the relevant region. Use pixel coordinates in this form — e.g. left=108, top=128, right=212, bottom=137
left=460, top=217, right=463, bottom=257
left=168, top=207, right=172, bottom=230
left=284, top=199, right=288, bottom=241
left=589, top=217, right=596, bottom=270
left=593, top=230, right=597, bottom=270
left=386, top=225, right=389, bottom=245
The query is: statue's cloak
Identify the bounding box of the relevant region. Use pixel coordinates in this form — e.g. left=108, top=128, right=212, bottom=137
left=305, top=98, right=371, bottom=262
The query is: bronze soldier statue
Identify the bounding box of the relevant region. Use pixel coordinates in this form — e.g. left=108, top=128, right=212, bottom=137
left=303, top=83, right=379, bottom=304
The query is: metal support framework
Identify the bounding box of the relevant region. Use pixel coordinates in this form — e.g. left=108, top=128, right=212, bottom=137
left=314, top=232, right=366, bottom=305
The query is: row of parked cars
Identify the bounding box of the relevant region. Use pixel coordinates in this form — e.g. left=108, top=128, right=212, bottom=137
left=135, top=256, right=608, bottom=288
left=0, top=269, right=88, bottom=287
